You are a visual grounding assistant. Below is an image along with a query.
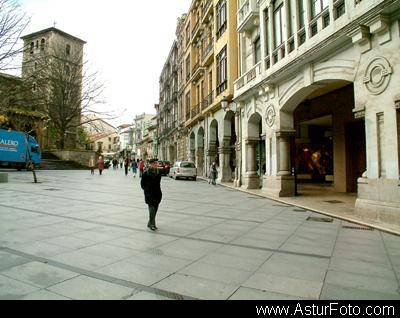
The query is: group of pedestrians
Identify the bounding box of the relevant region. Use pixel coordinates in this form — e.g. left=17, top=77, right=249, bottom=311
left=88, top=154, right=219, bottom=232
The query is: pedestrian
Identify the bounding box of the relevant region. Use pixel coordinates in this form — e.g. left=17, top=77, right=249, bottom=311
left=124, top=156, right=131, bottom=176
left=131, top=159, right=138, bottom=178
left=139, top=159, right=145, bottom=178
left=120, top=158, right=123, bottom=169
left=89, top=156, right=96, bottom=176
left=209, top=162, right=218, bottom=185
left=141, top=159, right=162, bottom=231
left=97, top=156, right=105, bottom=176
left=113, top=157, right=118, bottom=170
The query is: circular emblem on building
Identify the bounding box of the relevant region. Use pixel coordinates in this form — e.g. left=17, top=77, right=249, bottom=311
left=265, top=106, right=276, bottom=128
left=364, top=57, right=392, bottom=95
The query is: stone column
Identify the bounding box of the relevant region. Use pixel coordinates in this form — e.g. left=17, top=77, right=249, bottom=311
left=196, top=147, right=204, bottom=177
left=277, top=131, right=293, bottom=176
left=244, top=138, right=259, bottom=189
left=263, top=130, right=296, bottom=197
left=206, top=143, right=217, bottom=178
left=219, top=137, right=232, bottom=183
left=234, top=111, right=242, bottom=187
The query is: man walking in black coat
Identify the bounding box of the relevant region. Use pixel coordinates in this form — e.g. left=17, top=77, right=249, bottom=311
left=141, top=159, right=162, bottom=231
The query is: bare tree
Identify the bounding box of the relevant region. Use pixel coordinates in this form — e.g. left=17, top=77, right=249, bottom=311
left=30, top=43, right=111, bottom=149
left=0, top=0, right=29, bottom=72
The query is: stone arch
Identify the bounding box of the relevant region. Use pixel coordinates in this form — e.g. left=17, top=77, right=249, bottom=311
left=276, top=77, right=366, bottom=195
left=244, top=112, right=264, bottom=189
left=220, top=111, right=237, bottom=182
left=207, top=119, right=220, bottom=173
left=197, top=126, right=205, bottom=176
left=189, top=131, right=196, bottom=163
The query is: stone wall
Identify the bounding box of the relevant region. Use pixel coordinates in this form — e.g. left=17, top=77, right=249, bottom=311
left=52, top=150, right=98, bottom=167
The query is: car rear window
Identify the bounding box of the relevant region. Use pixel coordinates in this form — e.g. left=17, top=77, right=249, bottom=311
left=181, top=162, right=196, bottom=168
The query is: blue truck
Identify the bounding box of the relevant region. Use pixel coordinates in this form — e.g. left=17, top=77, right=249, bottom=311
left=0, top=129, right=41, bottom=170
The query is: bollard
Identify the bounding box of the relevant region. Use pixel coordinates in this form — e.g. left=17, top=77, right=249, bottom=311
left=0, top=172, right=8, bottom=183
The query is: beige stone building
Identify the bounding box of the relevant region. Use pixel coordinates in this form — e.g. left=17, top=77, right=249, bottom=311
left=158, top=0, right=239, bottom=177
left=233, top=0, right=400, bottom=225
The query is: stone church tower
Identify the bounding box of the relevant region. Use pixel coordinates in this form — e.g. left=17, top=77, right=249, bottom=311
left=20, top=27, right=86, bottom=150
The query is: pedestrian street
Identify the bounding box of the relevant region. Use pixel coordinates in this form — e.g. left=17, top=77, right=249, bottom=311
left=0, top=170, right=399, bottom=300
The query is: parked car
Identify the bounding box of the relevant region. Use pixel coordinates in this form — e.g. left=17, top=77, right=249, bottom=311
left=157, top=160, right=171, bottom=176
left=170, top=161, right=197, bottom=181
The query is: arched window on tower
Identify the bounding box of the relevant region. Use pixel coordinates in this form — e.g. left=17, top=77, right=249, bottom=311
left=30, top=42, right=34, bottom=54
left=40, top=39, right=46, bottom=52
left=66, top=44, right=71, bottom=56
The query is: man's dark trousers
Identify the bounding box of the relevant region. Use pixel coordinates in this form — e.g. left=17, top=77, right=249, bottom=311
left=148, top=204, right=159, bottom=228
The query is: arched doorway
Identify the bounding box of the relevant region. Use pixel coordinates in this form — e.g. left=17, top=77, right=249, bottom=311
left=220, top=111, right=236, bottom=182
left=281, top=80, right=366, bottom=196
left=207, top=119, right=219, bottom=177
left=245, top=112, right=264, bottom=189
left=189, top=132, right=196, bottom=163
left=197, top=127, right=205, bottom=176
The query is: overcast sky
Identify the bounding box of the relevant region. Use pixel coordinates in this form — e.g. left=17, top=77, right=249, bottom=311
left=17, top=0, right=191, bottom=127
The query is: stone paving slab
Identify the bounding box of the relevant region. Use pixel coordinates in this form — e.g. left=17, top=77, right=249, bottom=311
left=1, top=261, right=79, bottom=288
left=321, top=283, right=400, bottom=300
left=21, top=289, right=71, bottom=300
left=242, top=272, right=324, bottom=299
left=153, top=274, right=239, bottom=300
left=0, top=275, right=40, bottom=300
left=229, top=287, right=308, bottom=300
left=47, top=275, right=134, bottom=300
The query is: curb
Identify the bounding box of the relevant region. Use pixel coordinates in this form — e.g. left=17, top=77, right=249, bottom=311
left=198, top=177, right=400, bottom=237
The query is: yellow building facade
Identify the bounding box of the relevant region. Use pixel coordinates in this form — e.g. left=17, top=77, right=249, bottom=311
left=180, top=0, right=239, bottom=179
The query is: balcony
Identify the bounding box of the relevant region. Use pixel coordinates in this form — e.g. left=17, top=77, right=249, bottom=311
left=201, top=38, right=214, bottom=66
left=191, top=103, right=201, bottom=118
left=202, top=0, right=213, bottom=22
left=191, top=61, right=205, bottom=82
left=234, top=61, right=262, bottom=93
left=192, top=20, right=202, bottom=42
left=237, top=0, right=259, bottom=33
left=201, top=91, right=214, bottom=111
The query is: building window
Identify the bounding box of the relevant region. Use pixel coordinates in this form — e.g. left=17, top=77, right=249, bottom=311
left=65, top=65, right=70, bottom=76
left=264, top=9, right=270, bottom=56
left=32, top=83, right=37, bottom=92
left=298, top=0, right=305, bottom=28
left=323, top=13, right=330, bottom=28
left=40, top=39, right=46, bottom=52
left=335, top=1, right=345, bottom=19
left=186, top=56, right=191, bottom=81
left=66, top=44, right=71, bottom=56
left=377, top=113, right=386, bottom=178
left=311, top=0, right=329, bottom=18
left=274, top=2, right=284, bottom=48
left=311, top=23, right=318, bottom=37
left=185, top=92, right=191, bottom=120
left=254, top=37, right=261, bottom=64
left=216, top=46, right=227, bottom=96
left=216, top=0, right=227, bottom=39
left=186, top=24, right=191, bottom=46
left=30, top=42, right=34, bottom=54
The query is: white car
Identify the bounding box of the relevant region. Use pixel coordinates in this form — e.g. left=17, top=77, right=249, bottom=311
left=170, top=161, right=197, bottom=181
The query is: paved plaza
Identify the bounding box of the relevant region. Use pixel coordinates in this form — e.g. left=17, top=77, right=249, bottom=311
left=0, top=169, right=399, bottom=300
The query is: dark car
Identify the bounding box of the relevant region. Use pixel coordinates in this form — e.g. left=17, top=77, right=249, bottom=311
left=157, top=161, right=171, bottom=176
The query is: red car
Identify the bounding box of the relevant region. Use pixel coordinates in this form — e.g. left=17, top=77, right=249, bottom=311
left=157, top=161, right=171, bottom=176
